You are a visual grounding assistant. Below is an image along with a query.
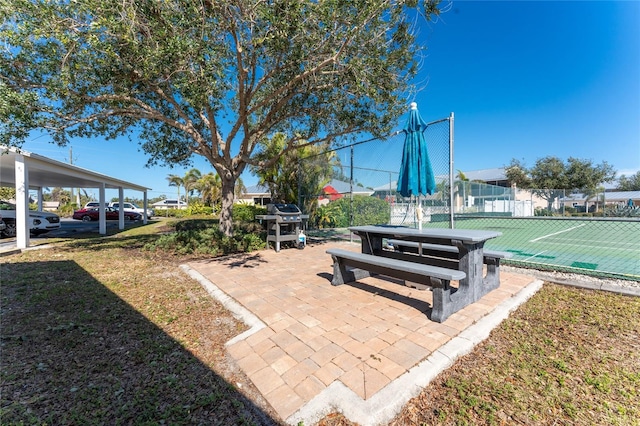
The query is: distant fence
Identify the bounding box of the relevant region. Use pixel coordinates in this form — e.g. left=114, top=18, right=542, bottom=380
left=454, top=216, right=640, bottom=280
left=299, top=114, right=455, bottom=228
left=297, top=115, right=640, bottom=279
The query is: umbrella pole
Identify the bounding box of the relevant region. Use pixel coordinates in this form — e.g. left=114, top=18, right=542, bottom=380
left=416, top=195, right=423, bottom=256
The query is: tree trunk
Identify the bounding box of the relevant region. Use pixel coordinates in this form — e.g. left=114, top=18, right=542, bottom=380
left=219, top=175, right=236, bottom=237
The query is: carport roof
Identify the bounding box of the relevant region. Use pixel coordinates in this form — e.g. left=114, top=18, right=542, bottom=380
left=1, top=146, right=150, bottom=191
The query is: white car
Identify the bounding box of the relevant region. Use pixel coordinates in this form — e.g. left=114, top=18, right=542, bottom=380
left=108, top=201, right=154, bottom=218
left=151, top=199, right=187, bottom=210
left=0, top=200, right=61, bottom=237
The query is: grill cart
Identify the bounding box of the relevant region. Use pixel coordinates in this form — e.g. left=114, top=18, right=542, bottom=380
left=255, top=203, right=309, bottom=252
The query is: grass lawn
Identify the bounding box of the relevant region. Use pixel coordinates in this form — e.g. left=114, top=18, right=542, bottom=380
left=394, top=283, right=639, bottom=425
left=2, top=219, right=639, bottom=425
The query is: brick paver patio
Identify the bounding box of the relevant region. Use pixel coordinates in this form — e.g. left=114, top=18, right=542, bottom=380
left=187, top=240, right=538, bottom=424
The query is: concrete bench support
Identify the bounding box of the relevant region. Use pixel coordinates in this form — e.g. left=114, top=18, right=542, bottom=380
left=326, top=248, right=467, bottom=323
left=387, top=240, right=512, bottom=296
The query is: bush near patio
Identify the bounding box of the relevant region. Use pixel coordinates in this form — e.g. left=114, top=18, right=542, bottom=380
left=143, top=218, right=266, bottom=256
left=314, top=196, right=390, bottom=228
left=232, top=204, right=267, bottom=222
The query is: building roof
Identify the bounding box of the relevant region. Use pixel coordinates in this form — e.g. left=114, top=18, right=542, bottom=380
left=0, top=145, right=150, bottom=191
left=462, top=168, right=507, bottom=182
left=326, top=179, right=373, bottom=195
left=243, top=184, right=269, bottom=195
left=242, top=179, right=373, bottom=197
left=561, top=191, right=640, bottom=202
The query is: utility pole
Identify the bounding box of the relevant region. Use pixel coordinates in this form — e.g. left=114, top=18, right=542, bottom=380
left=69, top=146, right=80, bottom=206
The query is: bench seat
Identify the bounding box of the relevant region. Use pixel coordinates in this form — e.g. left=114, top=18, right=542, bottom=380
left=326, top=248, right=467, bottom=322
left=387, top=239, right=512, bottom=261
left=387, top=239, right=510, bottom=291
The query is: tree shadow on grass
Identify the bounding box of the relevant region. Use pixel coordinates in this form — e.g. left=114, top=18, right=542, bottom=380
left=0, top=260, right=280, bottom=425
left=62, top=233, right=162, bottom=251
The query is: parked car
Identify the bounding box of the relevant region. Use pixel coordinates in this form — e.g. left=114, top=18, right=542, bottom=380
left=84, top=201, right=101, bottom=209
left=72, top=206, right=142, bottom=222
left=0, top=200, right=61, bottom=237
left=109, top=201, right=154, bottom=217
left=0, top=214, right=6, bottom=234
left=151, top=199, right=188, bottom=210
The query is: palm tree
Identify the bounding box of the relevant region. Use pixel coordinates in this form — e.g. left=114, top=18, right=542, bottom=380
left=183, top=168, right=202, bottom=204
left=584, top=185, right=605, bottom=213
left=166, top=174, right=184, bottom=203
left=196, top=172, right=222, bottom=207
left=455, top=170, right=469, bottom=212
left=234, top=177, right=247, bottom=200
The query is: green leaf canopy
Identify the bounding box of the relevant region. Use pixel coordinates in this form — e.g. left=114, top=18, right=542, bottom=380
left=1, top=0, right=442, bottom=235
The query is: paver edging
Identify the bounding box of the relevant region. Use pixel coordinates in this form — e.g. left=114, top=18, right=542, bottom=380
left=180, top=264, right=266, bottom=345
left=287, top=279, right=544, bottom=426
left=183, top=258, right=544, bottom=426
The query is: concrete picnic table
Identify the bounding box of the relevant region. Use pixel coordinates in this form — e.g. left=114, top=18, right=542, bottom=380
left=344, top=225, right=504, bottom=321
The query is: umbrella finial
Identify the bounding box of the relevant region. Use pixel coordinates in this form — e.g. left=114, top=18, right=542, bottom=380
left=410, top=102, right=418, bottom=110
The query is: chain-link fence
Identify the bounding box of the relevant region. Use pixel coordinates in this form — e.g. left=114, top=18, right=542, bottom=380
left=454, top=216, right=639, bottom=280
left=470, top=188, right=639, bottom=279
left=299, top=114, right=454, bottom=230
left=296, top=113, right=639, bottom=280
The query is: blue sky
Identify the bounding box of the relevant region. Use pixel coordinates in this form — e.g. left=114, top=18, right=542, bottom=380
left=21, top=0, right=640, bottom=200
left=416, top=0, right=639, bottom=176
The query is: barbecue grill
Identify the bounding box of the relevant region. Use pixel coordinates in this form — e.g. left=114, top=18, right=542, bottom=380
left=255, top=203, right=309, bottom=252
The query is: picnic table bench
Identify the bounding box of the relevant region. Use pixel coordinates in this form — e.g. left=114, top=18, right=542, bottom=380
left=326, top=225, right=505, bottom=322
left=387, top=239, right=512, bottom=288
left=326, top=248, right=466, bottom=322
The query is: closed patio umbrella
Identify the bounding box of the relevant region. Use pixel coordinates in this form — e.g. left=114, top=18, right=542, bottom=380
left=396, top=102, right=436, bottom=229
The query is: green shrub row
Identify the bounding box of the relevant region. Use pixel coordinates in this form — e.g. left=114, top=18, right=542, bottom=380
left=312, top=196, right=390, bottom=228
left=232, top=204, right=267, bottom=221
left=144, top=219, right=265, bottom=256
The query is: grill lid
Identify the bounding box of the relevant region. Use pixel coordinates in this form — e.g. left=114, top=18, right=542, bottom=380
left=267, top=203, right=301, bottom=214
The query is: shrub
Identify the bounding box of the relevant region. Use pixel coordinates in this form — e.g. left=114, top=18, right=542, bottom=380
left=311, top=196, right=391, bottom=228
left=240, top=232, right=266, bottom=252
left=174, top=218, right=216, bottom=231
left=535, top=208, right=552, bottom=216
left=185, top=202, right=214, bottom=216
left=351, top=196, right=390, bottom=226
left=156, top=208, right=186, bottom=218
left=144, top=220, right=266, bottom=256
left=326, top=196, right=390, bottom=227
left=312, top=202, right=345, bottom=228
left=56, top=203, right=77, bottom=217
left=232, top=204, right=267, bottom=222
left=604, top=205, right=640, bottom=217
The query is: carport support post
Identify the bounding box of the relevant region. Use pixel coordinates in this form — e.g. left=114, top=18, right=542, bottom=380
left=99, top=183, right=106, bottom=235
left=14, top=154, right=30, bottom=249
left=36, top=188, right=43, bottom=211
left=143, top=191, right=148, bottom=224
left=118, top=187, right=125, bottom=229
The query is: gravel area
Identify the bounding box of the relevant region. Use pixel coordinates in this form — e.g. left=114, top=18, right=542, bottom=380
left=503, top=265, right=640, bottom=295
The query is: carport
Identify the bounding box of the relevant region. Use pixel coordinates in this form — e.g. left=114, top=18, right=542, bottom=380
left=1, top=146, right=151, bottom=249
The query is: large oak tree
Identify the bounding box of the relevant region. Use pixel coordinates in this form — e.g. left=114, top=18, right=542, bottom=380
left=1, top=0, right=442, bottom=235
left=617, top=171, right=640, bottom=191
left=505, top=156, right=616, bottom=210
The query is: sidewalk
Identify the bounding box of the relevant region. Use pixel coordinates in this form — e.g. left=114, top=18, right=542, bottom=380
left=185, top=240, right=541, bottom=425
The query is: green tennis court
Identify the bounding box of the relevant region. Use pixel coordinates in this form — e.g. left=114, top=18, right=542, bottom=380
left=436, top=217, right=640, bottom=279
